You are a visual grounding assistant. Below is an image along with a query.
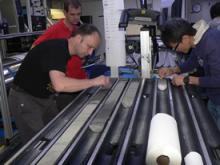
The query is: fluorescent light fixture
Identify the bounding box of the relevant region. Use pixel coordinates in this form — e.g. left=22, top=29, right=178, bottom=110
left=50, top=9, right=65, bottom=19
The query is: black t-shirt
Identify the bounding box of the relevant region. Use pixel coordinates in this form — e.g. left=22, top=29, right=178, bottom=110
left=14, top=39, right=70, bottom=98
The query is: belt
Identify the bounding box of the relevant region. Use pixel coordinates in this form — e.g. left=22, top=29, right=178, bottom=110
left=11, top=84, right=57, bottom=100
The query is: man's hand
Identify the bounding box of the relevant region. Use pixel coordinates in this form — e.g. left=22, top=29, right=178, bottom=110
left=158, top=66, right=181, bottom=78
left=172, top=75, right=185, bottom=86
left=158, top=67, right=174, bottom=78
left=171, top=75, right=200, bottom=86
left=92, top=75, right=110, bottom=87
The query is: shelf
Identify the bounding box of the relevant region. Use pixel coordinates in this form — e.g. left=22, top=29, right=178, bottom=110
left=0, top=31, right=44, bottom=40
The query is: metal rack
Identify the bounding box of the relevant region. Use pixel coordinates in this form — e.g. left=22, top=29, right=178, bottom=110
left=5, top=79, right=220, bottom=165
left=0, top=30, right=44, bottom=141
left=0, top=31, right=44, bottom=40
left=0, top=52, right=13, bottom=140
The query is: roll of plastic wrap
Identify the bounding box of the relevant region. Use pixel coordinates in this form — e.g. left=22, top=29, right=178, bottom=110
left=146, top=113, right=182, bottom=165
left=184, top=152, right=203, bottom=165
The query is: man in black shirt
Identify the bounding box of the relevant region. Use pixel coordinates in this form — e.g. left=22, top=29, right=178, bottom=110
left=8, top=24, right=110, bottom=144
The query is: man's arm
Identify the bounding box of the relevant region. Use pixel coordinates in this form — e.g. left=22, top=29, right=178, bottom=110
left=172, top=75, right=200, bottom=86
left=49, top=70, right=109, bottom=92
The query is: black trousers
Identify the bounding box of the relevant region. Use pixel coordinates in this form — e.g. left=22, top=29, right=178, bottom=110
left=8, top=88, right=58, bottom=145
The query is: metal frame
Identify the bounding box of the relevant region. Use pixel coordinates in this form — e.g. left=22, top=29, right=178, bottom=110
left=5, top=79, right=220, bottom=164
left=0, top=0, right=47, bottom=142
left=0, top=52, right=13, bottom=140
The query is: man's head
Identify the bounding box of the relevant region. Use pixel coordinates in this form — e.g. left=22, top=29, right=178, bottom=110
left=160, top=18, right=197, bottom=53
left=210, top=2, right=220, bottom=19
left=69, top=24, right=101, bottom=58
left=64, top=0, right=81, bottom=26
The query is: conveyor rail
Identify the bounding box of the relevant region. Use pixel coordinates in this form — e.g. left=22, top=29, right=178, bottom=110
left=5, top=78, right=220, bottom=165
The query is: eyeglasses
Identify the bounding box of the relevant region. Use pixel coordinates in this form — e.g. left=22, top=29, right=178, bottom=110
left=172, top=41, right=180, bottom=51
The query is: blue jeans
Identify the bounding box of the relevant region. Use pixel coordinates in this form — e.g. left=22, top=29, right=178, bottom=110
left=208, top=100, right=220, bottom=131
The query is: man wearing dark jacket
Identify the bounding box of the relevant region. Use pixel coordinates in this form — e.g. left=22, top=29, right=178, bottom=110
left=158, top=18, right=220, bottom=131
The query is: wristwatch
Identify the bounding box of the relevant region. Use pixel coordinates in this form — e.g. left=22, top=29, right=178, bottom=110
left=183, top=76, right=189, bottom=85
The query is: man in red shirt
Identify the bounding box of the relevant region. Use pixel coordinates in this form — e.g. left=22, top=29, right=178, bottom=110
left=32, top=0, right=87, bottom=79
left=32, top=0, right=87, bottom=110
